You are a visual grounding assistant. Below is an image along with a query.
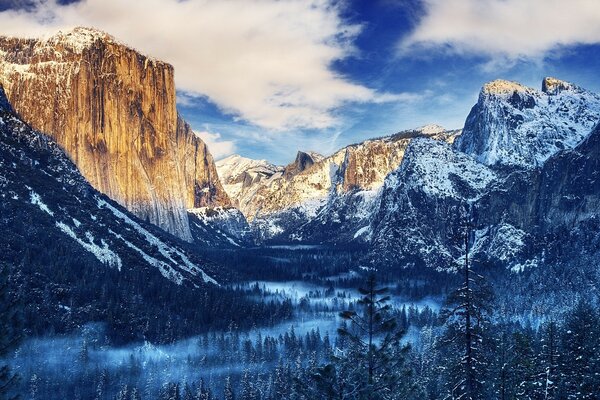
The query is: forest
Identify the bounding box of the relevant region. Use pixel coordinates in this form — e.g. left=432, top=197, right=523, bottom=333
left=2, top=239, right=600, bottom=400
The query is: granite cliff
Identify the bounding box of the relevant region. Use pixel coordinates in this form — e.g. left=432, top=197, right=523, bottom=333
left=0, top=27, right=229, bottom=240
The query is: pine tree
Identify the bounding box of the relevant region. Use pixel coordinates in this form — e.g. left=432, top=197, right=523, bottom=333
left=223, top=376, right=235, bottom=400
left=537, top=319, right=559, bottom=400
left=440, top=217, right=494, bottom=400
left=0, top=263, right=22, bottom=400
left=301, top=274, right=411, bottom=400
left=558, top=300, right=600, bottom=399
left=511, top=330, right=538, bottom=398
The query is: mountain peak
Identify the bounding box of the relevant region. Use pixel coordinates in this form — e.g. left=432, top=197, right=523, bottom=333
left=541, top=76, right=581, bottom=95
left=416, top=124, right=446, bottom=135
left=283, top=151, right=323, bottom=179
left=482, top=79, right=530, bottom=95
left=45, top=26, right=115, bottom=53
left=456, top=77, right=600, bottom=168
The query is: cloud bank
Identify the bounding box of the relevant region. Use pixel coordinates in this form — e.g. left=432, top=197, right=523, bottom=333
left=0, top=0, right=400, bottom=130
left=400, top=0, right=600, bottom=61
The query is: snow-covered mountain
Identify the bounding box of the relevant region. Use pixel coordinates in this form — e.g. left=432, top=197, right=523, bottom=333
left=216, top=154, right=284, bottom=217
left=217, top=125, right=460, bottom=242
left=455, top=77, right=600, bottom=168
left=0, top=84, right=219, bottom=287
left=367, top=77, right=600, bottom=272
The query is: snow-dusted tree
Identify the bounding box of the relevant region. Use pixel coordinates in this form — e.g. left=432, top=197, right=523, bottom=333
left=510, top=330, right=538, bottom=398
left=440, top=217, right=494, bottom=400
left=223, top=376, right=235, bottom=400
left=558, top=300, right=600, bottom=399
left=536, top=319, right=559, bottom=400
left=298, top=274, right=411, bottom=400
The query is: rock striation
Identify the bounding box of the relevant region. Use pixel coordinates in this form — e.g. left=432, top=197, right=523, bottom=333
left=0, top=27, right=229, bottom=240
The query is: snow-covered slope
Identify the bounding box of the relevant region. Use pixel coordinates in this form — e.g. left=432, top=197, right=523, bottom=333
left=366, top=78, right=600, bottom=273
left=188, top=206, right=254, bottom=247
left=216, top=155, right=284, bottom=214
left=455, top=77, right=600, bottom=168
left=0, top=84, right=219, bottom=287
left=369, top=138, right=500, bottom=269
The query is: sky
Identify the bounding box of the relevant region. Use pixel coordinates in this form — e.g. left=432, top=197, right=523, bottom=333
left=1, top=0, right=600, bottom=164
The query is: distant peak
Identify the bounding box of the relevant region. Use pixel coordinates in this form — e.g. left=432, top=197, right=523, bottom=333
left=417, top=124, right=446, bottom=135
left=283, top=151, right=322, bottom=179
left=542, top=77, right=580, bottom=95
left=482, top=79, right=530, bottom=96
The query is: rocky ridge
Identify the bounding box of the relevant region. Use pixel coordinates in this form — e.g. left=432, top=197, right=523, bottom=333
left=218, top=125, right=460, bottom=242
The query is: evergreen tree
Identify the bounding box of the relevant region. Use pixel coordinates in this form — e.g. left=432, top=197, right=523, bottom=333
left=302, top=274, right=411, bottom=400
left=0, top=263, right=22, bottom=400
left=440, top=217, right=494, bottom=400
left=558, top=300, right=600, bottom=399
left=537, top=319, right=559, bottom=400
left=510, top=330, right=538, bottom=398
left=223, top=376, right=235, bottom=400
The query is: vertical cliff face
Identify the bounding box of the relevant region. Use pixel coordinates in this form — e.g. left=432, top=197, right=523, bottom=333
left=0, top=27, right=229, bottom=240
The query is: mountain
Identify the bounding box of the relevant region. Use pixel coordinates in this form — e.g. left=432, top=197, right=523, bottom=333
left=0, top=84, right=219, bottom=287
left=0, top=83, right=264, bottom=341
left=217, top=125, right=460, bottom=242
left=369, top=137, right=500, bottom=269
left=216, top=154, right=284, bottom=215
left=0, top=27, right=230, bottom=241
left=368, top=78, right=600, bottom=273
left=455, top=77, right=600, bottom=168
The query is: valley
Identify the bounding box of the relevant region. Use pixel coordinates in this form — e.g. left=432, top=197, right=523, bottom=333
left=1, top=21, right=600, bottom=400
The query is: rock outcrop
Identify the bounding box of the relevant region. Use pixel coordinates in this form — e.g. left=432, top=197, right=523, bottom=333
left=0, top=27, right=229, bottom=240
left=0, top=83, right=219, bottom=287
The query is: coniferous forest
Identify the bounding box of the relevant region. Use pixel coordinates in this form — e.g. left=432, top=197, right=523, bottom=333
left=2, top=2, right=600, bottom=400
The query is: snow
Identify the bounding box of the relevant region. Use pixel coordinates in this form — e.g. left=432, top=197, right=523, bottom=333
left=29, top=190, right=54, bottom=216
left=216, top=154, right=282, bottom=185
left=417, top=124, right=447, bottom=135
left=397, top=138, right=497, bottom=199
left=353, top=225, right=370, bottom=239
left=108, top=229, right=185, bottom=285
left=97, top=198, right=218, bottom=286
left=56, top=221, right=122, bottom=270
left=457, top=77, right=600, bottom=168
left=44, top=27, right=114, bottom=54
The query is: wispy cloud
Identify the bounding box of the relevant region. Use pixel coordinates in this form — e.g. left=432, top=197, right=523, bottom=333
left=193, top=130, right=236, bottom=160
left=399, top=0, right=600, bottom=63
left=0, top=0, right=409, bottom=130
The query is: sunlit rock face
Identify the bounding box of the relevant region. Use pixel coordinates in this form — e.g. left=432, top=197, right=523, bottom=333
left=0, top=27, right=229, bottom=240
left=217, top=125, right=460, bottom=242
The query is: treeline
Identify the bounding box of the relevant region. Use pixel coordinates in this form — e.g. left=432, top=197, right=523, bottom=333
left=2, top=242, right=294, bottom=345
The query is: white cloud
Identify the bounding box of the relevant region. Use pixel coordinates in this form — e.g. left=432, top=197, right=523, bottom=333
left=0, top=0, right=404, bottom=130
left=400, top=0, right=600, bottom=61
left=193, top=130, right=236, bottom=160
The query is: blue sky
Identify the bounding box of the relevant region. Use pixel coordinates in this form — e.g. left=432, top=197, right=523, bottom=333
left=1, top=0, right=600, bottom=164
